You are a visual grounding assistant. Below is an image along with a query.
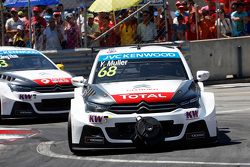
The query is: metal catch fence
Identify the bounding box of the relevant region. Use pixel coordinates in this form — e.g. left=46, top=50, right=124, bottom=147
left=1, top=0, right=250, bottom=50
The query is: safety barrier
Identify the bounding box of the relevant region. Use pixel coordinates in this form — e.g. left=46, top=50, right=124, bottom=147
left=42, top=36, right=250, bottom=81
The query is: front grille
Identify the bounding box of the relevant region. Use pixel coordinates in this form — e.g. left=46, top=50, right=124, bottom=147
left=105, top=121, right=183, bottom=140
left=34, top=84, right=75, bottom=93
left=109, top=101, right=178, bottom=114
left=34, top=98, right=71, bottom=111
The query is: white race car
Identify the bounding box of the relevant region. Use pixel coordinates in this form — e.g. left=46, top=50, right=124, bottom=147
left=0, top=47, right=74, bottom=119
left=68, top=45, right=217, bottom=153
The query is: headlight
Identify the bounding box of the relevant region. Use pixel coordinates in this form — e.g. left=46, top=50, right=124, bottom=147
left=8, top=84, right=33, bottom=92
left=179, top=96, right=200, bottom=108
left=85, top=101, right=110, bottom=112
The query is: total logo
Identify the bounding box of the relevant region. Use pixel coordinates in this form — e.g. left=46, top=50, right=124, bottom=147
left=112, top=92, right=174, bottom=104
left=185, top=110, right=199, bottom=120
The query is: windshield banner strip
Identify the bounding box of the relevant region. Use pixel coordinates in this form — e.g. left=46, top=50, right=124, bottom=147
left=0, top=50, right=39, bottom=56
left=98, top=52, right=180, bottom=61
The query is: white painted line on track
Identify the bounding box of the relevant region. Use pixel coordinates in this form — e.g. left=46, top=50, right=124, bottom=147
left=37, top=141, right=250, bottom=166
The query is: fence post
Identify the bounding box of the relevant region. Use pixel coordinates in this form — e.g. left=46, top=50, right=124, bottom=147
left=0, top=0, right=4, bottom=46
left=237, top=45, right=242, bottom=78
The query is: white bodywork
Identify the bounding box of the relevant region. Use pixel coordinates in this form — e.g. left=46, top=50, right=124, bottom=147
left=69, top=46, right=217, bottom=150
left=0, top=47, right=74, bottom=118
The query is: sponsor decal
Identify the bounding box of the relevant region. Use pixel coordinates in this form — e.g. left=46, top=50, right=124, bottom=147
left=19, top=94, right=36, bottom=100
left=112, top=92, right=174, bottom=104
left=0, top=50, right=39, bottom=55
left=107, top=48, right=116, bottom=54
left=186, top=132, right=205, bottom=140
left=0, top=59, right=9, bottom=68
left=126, top=84, right=159, bottom=92
left=0, top=55, right=19, bottom=60
left=98, top=52, right=180, bottom=61
left=185, top=110, right=199, bottom=120
left=89, top=115, right=110, bottom=124
left=33, top=78, right=72, bottom=86
left=84, top=137, right=104, bottom=144
left=100, top=60, right=128, bottom=67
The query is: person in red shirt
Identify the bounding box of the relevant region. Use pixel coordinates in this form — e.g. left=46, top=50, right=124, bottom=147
left=99, top=16, right=116, bottom=47
left=31, top=6, right=47, bottom=29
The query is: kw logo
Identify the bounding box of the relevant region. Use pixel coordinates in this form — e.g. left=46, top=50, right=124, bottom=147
left=186, top=110, right=199, bottom=120
left=89, top=115, right=104, bottom=123
left=19, top=94, right=36, bottom=100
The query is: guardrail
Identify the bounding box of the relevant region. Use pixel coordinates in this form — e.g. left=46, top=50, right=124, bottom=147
left=42, top=36, right=250, bottom=80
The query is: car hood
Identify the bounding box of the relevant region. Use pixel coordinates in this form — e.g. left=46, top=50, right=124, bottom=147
left=3, top=70, right=72, bottom=86
left=97, top=80, right=183, bottom=104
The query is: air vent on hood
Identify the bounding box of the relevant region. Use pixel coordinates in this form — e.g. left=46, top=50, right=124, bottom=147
left=0, top=74, right=15, bottom=81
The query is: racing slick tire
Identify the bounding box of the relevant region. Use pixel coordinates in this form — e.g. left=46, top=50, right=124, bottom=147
left=68, top=114, right=81, bottom=155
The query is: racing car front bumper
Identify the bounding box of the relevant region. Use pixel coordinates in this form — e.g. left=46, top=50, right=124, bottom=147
left=1, top=91, right=73, bottom=118
left=70, top=107, right=217, bottom=149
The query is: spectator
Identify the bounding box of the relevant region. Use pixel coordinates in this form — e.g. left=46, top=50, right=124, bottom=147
left=94, top=12, right=106, bottom=28
left=43, top=17, right=63, bottom=50
left=20, top=9, right=30, bottom=46
left=56, top=3, right=65, bottom=21
left=215, top=9, right=233, bottom=38
left=5, top=8, right=24, bottom=45
left=155, top=5, right=173, bottom=41
left=119, top=10, right=137, bottom=46
left=81, top=13, right=100, bottom=47
left=231, top=2, right=248, bottom=36
left=200, top=0, right=216, bottom=16
left=13, top=25, right=26, bottom=47
left=175, top=1, right=189, bottom=17
left=53, top=11, right=67, bottom=48
left=137, top=10, right=157, bottom=43
left=186, top=1, right=200, bottom=40
left=43, top=7, right=54, bottom=22
left=32, top=23, right=44, bottom=50
left=172, top=14, right=187, bottom=41
left=77, top=5, right=85, bottom=29
left=99, top=15, right=116, bottom=47
left=31, top=6, right=47, bottom=28
left=199, top=9, right=217, bottom=39
left=65, top=13, right=80, bottom=49
left=18, top=11, right=24, bottom=18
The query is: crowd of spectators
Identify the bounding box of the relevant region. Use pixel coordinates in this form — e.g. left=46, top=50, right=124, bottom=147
left=0, top=0, right=250, bottom=50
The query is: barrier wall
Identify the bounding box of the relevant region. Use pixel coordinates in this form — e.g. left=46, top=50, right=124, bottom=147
left=42, top=36, right=250, bottom=80
left=189, top=36, right=250, bottom=80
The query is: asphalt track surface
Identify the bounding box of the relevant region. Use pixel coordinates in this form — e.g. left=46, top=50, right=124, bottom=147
left=1, top=82, right=250, bottom=167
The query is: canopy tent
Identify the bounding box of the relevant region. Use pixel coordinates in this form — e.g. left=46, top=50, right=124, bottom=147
left=88, top=0, right=142, bottom=12
left=3, top=0, right=60, bottom=7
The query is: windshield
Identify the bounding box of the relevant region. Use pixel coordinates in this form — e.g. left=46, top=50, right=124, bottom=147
left=0, top=51, right=57, bottom=72
left=93, top=52, right=188, bottom=84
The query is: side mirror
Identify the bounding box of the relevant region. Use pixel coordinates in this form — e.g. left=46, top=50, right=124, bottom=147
left=56, top=64, right=64, bottom=70
left=71, top=76, right=87, bottom=87
left=196, top=71, right=210, bottom=82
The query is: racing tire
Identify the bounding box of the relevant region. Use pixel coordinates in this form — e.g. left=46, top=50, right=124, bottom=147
left=68, top=114, right=81, bottom=155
